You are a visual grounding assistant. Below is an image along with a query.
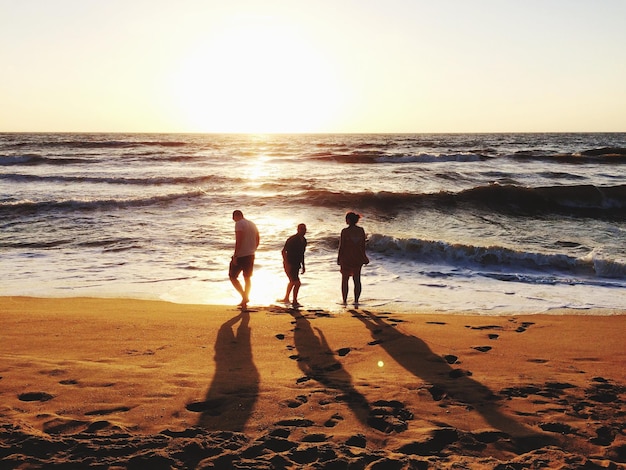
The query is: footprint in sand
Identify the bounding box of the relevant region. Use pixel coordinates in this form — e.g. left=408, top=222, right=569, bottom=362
left=270, top=428, right=291, bottom=438
left=18, top=392, right=54, bottom=402
left=443, top=354, right=458, bottom=364
left=449, top=369, right=472, bottom=378
left=336, top=347, right=351, bottom=357
left=539, top=422, right=576, bottom=434
left=301, top=433, right=331, bottom=443
left=513, top=321, right=535, bottom=333
left=472, top=346, right=492, bottom=353
left=367, top=399, right=414, bottom=434
left=41, top=369, right=66, bottom=377
left=345, top=433, right=367, bottom=448
left=59, top=379, right=79, bottom=385
left=466, top=325, right=503, bottom=331
left=428, top=385, right=447, bottom=401
left=311, top=310, right=331, bottom=317
left=590, top=425, right=617, bottom=446
left=85, top=406, right=131, bottom=416
left=274, top=418, right=314, bottom=427
left=185, top=398, right=227, bottom=415
left=283, top=395, right=308, bottom=408
left=324, top=413, right=344, bottom=427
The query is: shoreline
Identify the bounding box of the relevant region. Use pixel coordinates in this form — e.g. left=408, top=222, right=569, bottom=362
left=1, top=296, right=625, bottom=468
left=3, top=292, right=625, bottom=316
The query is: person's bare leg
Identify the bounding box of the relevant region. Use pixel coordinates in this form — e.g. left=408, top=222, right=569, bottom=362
left=341, top=274, right=349, bottom=306
left=353, top=273, right=362, bottom=306
left=243, top=276, right=251, bottom=306
left=292, top=280, right=301, bottom=306
left=282, top=282, right=294, bottom=303
left=230, top=276, right=246, bottom=305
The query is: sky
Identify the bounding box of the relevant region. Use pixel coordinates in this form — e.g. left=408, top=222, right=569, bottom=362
left=2, top=0, right=626, bottom=134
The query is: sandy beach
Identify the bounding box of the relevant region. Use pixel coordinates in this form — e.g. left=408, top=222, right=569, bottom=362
left=0, top=297, right=624, bottom=469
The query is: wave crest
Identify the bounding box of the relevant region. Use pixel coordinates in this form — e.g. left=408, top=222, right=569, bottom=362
left=0, top=190, right=205, bottom=216
left=290, top=184, right=626, bottom=217
left=367, top=234, right=626, bottom=279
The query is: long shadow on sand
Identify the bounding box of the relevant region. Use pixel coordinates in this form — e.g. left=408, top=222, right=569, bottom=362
left=188, top=311, right=259, bottom=432
left=352, top=310, right=554, bottom=450
left=291, top=311, right=372, bottom=427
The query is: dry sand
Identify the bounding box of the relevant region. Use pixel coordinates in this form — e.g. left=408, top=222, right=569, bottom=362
left=0, top=296, right=624, bottom=469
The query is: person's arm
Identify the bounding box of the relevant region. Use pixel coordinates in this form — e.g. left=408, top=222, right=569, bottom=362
left=234, top=229, right=243, bottom=260
left=281, top=239, right=288, bottom=262
left=337, top=231, right=344, bottom=265
left=360, top=228, right=369, bottom=264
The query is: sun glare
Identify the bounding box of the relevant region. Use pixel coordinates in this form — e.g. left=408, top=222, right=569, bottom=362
left=244, top=154, right=271, bottom=181
left=169, top=15, right=346, bottom=133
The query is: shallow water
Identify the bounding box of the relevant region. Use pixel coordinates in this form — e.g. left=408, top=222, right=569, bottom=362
left=1, top=132, right=625, bottom=313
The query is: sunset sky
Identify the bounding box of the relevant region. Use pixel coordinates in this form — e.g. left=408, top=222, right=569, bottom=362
left=2, top=0, right=625, bottom=134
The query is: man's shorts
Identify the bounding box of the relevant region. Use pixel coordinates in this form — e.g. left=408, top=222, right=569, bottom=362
left=229, top=255, right=255, bottom=278
left=284, top=261, right=301, bottom=282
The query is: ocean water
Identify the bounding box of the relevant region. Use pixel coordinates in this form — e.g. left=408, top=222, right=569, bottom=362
left=1, top=132, right=625, bottom=314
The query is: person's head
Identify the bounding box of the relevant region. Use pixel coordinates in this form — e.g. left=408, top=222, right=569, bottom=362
left=345, top=212, right=360, bottom=225
left=297, top=223, right=307, bottom=236
left=232, top=210, right=243, bottom=221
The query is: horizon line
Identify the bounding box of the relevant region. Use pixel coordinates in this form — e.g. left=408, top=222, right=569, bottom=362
left=2, top=130, right=625, bottom=135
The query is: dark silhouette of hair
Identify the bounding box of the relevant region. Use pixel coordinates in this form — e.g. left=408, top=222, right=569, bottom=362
left=345, top=212, right=360, bottom=225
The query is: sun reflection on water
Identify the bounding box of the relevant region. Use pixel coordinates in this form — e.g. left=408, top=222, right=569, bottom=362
left=244, top=154, right=272, bottom=182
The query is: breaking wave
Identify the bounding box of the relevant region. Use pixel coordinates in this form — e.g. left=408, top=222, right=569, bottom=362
left=290, top=184, right=626, bottom=217
left=366, top=234, right=626, bottom=280
left=0, top=190, right=205, bottom=217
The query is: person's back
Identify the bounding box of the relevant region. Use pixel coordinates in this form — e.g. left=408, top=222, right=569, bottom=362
left=339, top=225, right=366, bottom=268
left=235, top=218, right=259, bottom=257
left=284, top=233, right=306, bottom=265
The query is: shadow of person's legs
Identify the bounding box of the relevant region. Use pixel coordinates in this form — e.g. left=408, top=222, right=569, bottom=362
left=351, top=310, right=552, bottom=447
left=188, top=312, right=259, bottom=432
left=290, top=311, right=376, bottom=428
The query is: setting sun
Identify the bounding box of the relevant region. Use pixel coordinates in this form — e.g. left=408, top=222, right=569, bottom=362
left=2, top=2, right=625, bottom=133
left=168, top=14, right=348, bottom=133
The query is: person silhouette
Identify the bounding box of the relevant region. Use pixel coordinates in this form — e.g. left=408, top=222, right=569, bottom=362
left=281, top=223, right=307, bottom=307
left=229, top=210, right=259, bottom=309
left=338, top=212, right=369, bottom=307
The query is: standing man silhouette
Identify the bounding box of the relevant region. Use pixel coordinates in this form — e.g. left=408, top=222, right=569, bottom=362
left=229, top=210, right=259, bottom=309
